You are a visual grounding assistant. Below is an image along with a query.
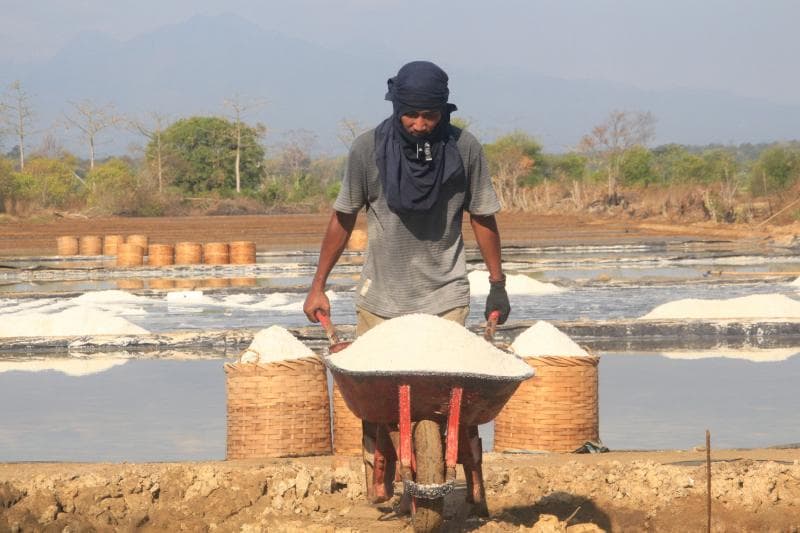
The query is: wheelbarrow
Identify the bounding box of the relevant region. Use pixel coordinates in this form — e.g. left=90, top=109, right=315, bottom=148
left=321, top=312, right=532, bottom=532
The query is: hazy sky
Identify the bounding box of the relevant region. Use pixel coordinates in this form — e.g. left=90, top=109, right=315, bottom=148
left=2, top=0, right=799, bottom=105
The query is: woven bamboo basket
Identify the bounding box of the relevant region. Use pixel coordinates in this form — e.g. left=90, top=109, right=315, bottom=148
left=126, top=234, right=149, bottom=250
left=332, top=382, right=363, bottom=455
left=78, top=235, right=103, bottom=256
left=116, top=243, right=144, bottom=267
left=346, top=229, right=368, bottom=252
left=229, top=241, right=256, bottom=264
left=494, top=355, right=599, bottom=453
left=203, top=242, right=230, bottom=264
left=103, top=235, right=125, bottom=256
left=225, top=357, right=332, bottom=459
left=175, top=242, right=202, bottom=265
left=147, top=244, right=175, bottom=266
left=56, top=236, right=79, bottom=256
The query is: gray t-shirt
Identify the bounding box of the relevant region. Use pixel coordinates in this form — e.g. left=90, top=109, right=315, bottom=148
left=333, top=126, right=501, bottom=317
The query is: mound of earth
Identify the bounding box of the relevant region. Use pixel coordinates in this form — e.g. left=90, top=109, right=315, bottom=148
left=1, top=450, right=798, bottom=532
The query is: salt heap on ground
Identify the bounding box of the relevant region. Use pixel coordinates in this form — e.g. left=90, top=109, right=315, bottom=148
left=0, top=307, right=149, bottom=337
left=468, top=270, right=563, bottom=296
left=328, top=314, right=533, bottom=378
left=640, top=293, right=800, bottom=320
left=240, top=325, right=315, bottom=363
left=510, top=320, right=589, bottom=357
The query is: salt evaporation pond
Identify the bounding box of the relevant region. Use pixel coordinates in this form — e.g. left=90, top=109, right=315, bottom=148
left=1, top=350, right=798, bottom=461
left=1, top=241, right=799, bottom=460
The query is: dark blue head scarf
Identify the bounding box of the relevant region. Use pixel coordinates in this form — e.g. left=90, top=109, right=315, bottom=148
left=375, top=61, right=463, bottom=213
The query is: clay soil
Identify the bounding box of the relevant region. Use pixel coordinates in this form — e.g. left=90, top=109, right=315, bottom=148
left=0, top=212, right=793, bottom=257
left=1, top=212, right=799, bottom=532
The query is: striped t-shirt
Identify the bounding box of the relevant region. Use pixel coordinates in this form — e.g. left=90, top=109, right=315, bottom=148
left=333, top=126, right=501, bottom=317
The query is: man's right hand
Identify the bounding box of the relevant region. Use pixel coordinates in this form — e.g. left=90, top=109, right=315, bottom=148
left=303, top=288, right=330, bottom=323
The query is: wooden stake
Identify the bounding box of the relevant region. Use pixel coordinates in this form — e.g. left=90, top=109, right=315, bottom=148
left=706, top=429, right=711, bottom=533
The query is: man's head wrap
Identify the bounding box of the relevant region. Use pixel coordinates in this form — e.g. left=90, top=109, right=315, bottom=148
left=374, top=61, right=463, bottom=213
left=385, top=61, right=458, bottom=117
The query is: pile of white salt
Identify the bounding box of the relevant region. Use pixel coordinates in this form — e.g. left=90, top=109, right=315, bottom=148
left=328, top=314, right=533, bottom=378
left=640, top=293, right=800, bottom=320
left=510, top=320, right=589, bottom=357
left=240, top=325, right=315, bottom=364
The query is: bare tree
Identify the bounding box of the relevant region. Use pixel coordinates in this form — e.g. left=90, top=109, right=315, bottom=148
left=278, top=129, right=317, bottom=177
left=336, top=118, right=366, bottom=150
left=62, top=100, right=122, bottom=170
left=578, top=110, right=656, bottom=203
left=2, top=81, right=35, bottom=171
left=223, top=95, right=267, bottom=193
left=128, top=112, right=170, bottom=193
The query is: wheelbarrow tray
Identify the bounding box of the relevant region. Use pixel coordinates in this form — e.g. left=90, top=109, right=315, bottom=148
left=325, top=359, right=531, bottom=426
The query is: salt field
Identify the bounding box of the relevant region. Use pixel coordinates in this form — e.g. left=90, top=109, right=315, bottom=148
left=0, top=240, right=799, bottom=460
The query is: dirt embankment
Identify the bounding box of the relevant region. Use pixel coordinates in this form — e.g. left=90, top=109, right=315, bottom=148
left=2, top=450, right=799, bottom=532
left=1, top=212, right=798, bottom=257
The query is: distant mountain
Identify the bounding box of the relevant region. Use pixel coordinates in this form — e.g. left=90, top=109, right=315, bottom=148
left=4, top=13, right=799, bottom=156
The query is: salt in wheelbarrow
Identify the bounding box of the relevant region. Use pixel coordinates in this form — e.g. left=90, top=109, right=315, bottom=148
left=321, top=312, right=532, bottom=532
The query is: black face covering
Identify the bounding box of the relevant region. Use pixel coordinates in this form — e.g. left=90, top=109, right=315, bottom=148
left=375, top=61, right=463, bottom=213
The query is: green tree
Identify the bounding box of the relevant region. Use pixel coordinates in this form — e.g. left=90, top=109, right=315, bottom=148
left=751, top=145, right=800, bottom=195
left=541, top=152, right=586, bottom=182
left=85, top=158, right=139, bottom=214
left=0, top=157, right=15, bottom=212
left=484, top=131, right=542, bottom=210
left=619, top=146, right=655, bottom=185
left=15, top=156, right=82, bottom=209
left=578, top=110, right=656, bottom=202
left=158, top=116, right=265, bottom=193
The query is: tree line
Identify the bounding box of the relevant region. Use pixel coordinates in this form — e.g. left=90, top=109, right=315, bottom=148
left=1, top=81, right=799, bottom=223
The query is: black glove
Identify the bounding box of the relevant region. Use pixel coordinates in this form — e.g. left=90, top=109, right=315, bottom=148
left=484, top=276, right=511, bottom=324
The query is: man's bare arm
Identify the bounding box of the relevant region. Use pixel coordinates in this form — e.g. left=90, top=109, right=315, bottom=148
left=470, top=214, right=504, bottom=282
left=303, top=211, right=358, bottom=322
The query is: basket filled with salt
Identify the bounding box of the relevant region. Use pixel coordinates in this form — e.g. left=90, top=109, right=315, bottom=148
left=225, top=326, right=331, bottom=459
left=494, top=321, right=600, bottom=453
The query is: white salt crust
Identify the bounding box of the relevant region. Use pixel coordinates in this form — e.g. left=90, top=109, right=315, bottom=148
left=640, top=293, right=800, bottom=320
left=0, top=307, right=149, bottom=337
left=468, top=270, right=563, bottom=296
left=240, top=325, right=315, bottom=363
left=510, top=321, right=589, bottom=357
left=329, top=314, right=533, bottom=378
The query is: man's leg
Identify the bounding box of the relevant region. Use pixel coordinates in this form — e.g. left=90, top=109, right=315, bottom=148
left=355, top=307, right=392, bottom=502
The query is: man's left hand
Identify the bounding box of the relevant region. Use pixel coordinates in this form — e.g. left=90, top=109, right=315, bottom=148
left=485, top=277, right=510, bottom=324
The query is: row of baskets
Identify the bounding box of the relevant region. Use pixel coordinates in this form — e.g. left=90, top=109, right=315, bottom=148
left=56, top=235, right=257, bottom=266
left=225, top=353, right=599, bottom=459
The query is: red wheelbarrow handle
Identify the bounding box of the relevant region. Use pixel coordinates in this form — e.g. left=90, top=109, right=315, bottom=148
left=484, top=309, right=501, bottom=341
left=315, top=309, right=341, bottom=346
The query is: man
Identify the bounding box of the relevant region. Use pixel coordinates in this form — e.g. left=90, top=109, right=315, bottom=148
left=302, top=60, right=509, bottom=510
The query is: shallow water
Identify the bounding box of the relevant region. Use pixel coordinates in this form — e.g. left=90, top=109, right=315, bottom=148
left=1, top=351, right=798, bottom=461
left=1, top=240, right=799, bottom=461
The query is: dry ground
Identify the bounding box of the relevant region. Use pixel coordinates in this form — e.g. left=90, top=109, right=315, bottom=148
left=1, top=212, right=795, bottom=257
left=1, top=449, right=799, bottom=532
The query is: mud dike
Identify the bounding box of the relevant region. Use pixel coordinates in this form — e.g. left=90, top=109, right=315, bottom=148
left=1, top=451, right=798, bottom=532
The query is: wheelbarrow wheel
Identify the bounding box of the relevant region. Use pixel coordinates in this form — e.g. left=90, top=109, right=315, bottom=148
left=412, top=419, right=444, bottom=533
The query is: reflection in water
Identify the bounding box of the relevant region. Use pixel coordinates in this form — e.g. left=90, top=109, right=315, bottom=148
left=0, top=357, right=129, bottom=376
left=599, top=352, right=800, bottom=450
left=0, top=358, right=227, bottom=462
left=0, top=352, right=798, bottom=461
